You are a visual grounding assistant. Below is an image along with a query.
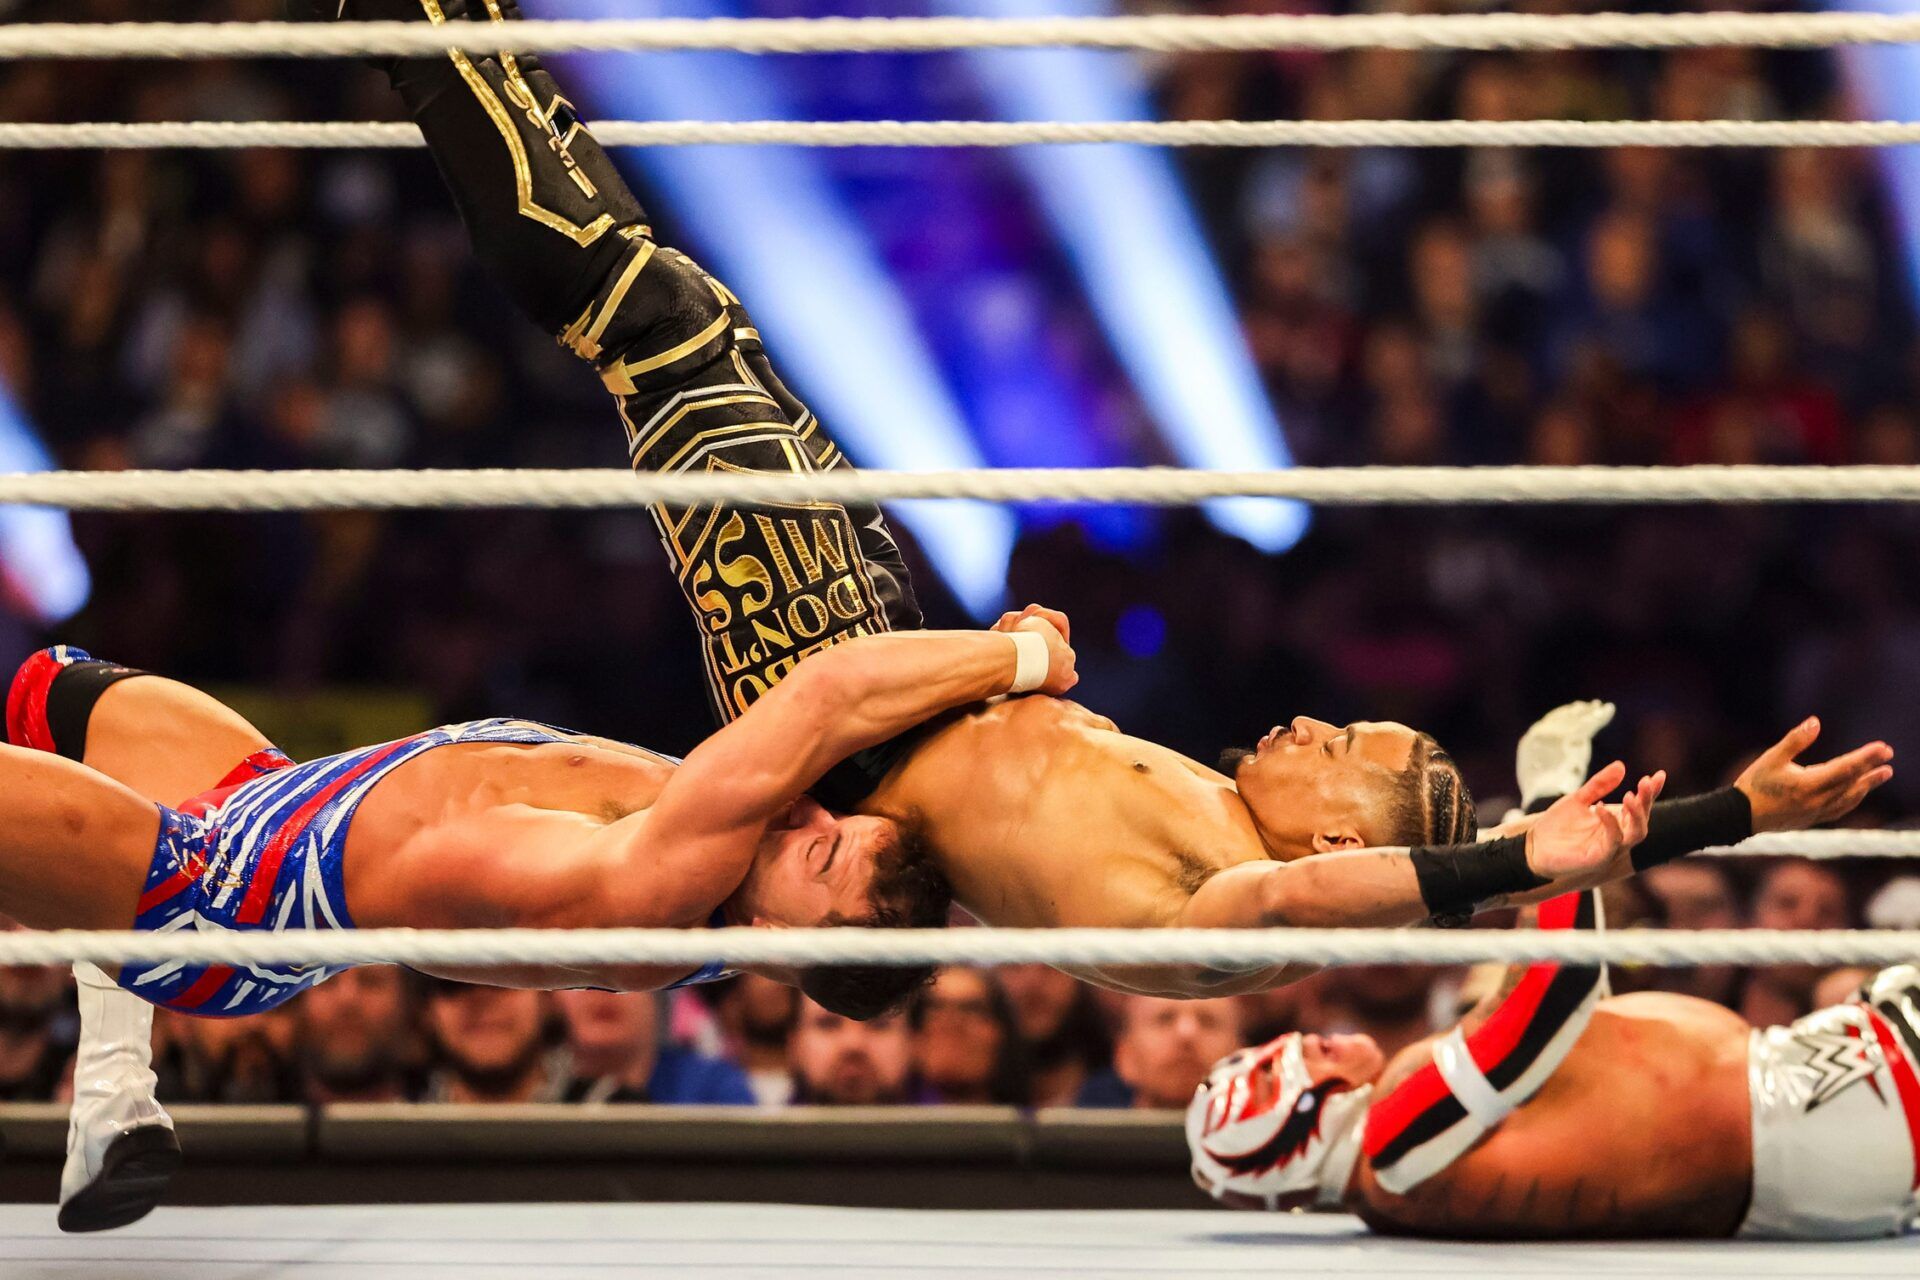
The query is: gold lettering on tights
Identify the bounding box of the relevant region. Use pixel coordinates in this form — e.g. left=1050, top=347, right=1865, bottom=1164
left=712, top=630, right=753, bottom=677
left=689, top=512, right=773, bottom=632
left=729, top=673, right=769, bottom=713
left=754, top=513, right=803, bottom=593
left=782, top=516, right=851, bottom=583
left=726, top=624, right=875, bottom=714
left=749, top=613, right=794, bottom=653
left=787, top=593, right=831, bottom=640
left=826, top=573, right=866, bottom=621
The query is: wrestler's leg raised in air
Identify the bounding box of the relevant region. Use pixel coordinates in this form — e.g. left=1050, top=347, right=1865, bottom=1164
left=335, top=0, right=926, bottom=800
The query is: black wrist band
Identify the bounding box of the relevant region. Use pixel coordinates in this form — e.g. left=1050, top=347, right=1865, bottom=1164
left=1411, top=835, right=1549, bottom=924
left=1630, top=787, right=1753, bottom=872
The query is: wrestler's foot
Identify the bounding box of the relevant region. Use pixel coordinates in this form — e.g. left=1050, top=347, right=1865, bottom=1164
left=59, top=964, right=176, bottom=1233
left=285, top=0, right=523, bottom=86
left=58, top=1126, right=180, bottom=1234
left=285, top=0, right=501, bottom=24
left=1516, top=699, right=1616, bottom=811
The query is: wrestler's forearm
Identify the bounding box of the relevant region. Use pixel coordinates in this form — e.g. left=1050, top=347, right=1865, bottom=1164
left=1181, top=851, right=1436, bottom=930
left=776, top=630, right=1036, bottom=786
left=656, top=628, right=1044, bottom=835
left=1498, top=786, right=1753, bottom=905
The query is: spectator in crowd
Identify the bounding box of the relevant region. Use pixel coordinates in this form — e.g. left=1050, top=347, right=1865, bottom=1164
left=1811, top=965, right=1876, bottom=1010
left=1081, top=997, right=1244, bottom=1111
left=1643, top=860, right=1747, bottom=1006
left=909, top=969, right=1028, bottom=1106
left=0, top=959, right=71, bottom=1102
left=713, top=975, right=800, bottom=1107
left=155, top=1005, right=299, bottom=1104
left=1741, top=858, right=1855, bottom=1026
left=789, top=999, right=913, bottom=1106
left=294, top=966, right=419, bottom=1104
left=1312, top=965, right=1445, bottom=1062
left=553, top=989, right=753, bottom=1105
left=421, top=984, right=562, bottom=1104
left=998, top=965, right=1110, bottom=1107
left=1864, top=874, right=1920, bottom=930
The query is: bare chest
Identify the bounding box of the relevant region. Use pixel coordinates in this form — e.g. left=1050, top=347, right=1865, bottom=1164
left=877, top=715, right=1264, bottom=928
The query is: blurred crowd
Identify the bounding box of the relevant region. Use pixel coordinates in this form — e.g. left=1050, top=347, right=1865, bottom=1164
left=5, top=854, right=1918, bottom=1112
left=3, top=0, right=1920, bottom=1111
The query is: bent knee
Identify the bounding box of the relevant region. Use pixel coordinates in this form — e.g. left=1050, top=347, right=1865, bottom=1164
left=7, top=646, right=142, bottom=759
left=81, top=678, right=274, bottom=805
left=562, top=237, right=739, bottom=394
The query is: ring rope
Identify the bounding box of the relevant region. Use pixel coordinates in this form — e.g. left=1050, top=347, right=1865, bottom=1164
left=2, top=927, right=1916, bottom=970
left=5, top=119, right=1920, bottom=151
left=1704, top=831, right=1920, bottom=860
left=12, top=14, right=1920, bottom=60
left=12, top=466, right=1920, bottom=511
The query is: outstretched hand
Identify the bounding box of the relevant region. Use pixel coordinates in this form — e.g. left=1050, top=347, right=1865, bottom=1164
left=1736, top=718, right=1894, bottom=833
left=1525, top=762, right=1666, bottom=880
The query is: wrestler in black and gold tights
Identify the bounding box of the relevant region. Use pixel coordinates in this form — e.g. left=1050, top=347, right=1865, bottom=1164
left=327, top=0, right=924, bottom=805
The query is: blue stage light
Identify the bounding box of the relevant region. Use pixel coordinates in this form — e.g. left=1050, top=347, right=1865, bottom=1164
left=1832, top=0, right=1920, bottom=301
left=937, top=0, right=1309, bottom=552
left=0, top=386, right=89, bottom=624
left=1115, top=602, right=1167, bottom=659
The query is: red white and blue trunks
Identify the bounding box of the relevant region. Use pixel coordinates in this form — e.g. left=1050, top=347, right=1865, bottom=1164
left=9, top=647, right=737, bottom=1016
left=122, top=717, right=593, bottom=1017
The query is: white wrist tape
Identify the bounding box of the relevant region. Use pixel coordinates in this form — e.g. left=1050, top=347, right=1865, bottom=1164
left=1008, top=631, right=1050, bottom=695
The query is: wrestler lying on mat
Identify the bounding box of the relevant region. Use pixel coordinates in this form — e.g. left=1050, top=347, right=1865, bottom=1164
left=301, top=0, right=1883, bottom=1002
left=1188, top=713, right=1909, bottom=1241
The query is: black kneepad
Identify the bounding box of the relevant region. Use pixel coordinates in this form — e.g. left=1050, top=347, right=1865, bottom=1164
left=46, top=661, right=149, bottom=762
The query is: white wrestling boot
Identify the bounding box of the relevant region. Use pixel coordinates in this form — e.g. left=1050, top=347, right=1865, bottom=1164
left=1514, top=699, right=1617, bottom=813
left=58, top=963, right=180, bottom=1233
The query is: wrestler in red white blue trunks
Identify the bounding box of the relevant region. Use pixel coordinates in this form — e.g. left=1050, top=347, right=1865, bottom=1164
left=3, top=617, right=1074, bottom=1227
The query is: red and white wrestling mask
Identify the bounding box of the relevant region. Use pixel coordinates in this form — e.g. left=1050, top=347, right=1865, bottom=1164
left=1186, top=1032, right=1373, bottom=1212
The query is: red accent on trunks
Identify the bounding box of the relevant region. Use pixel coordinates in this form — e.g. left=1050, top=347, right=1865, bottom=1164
left=216, top=750, right=293, bottom=789
left=1864, top=1007, right=1920, bottom=1191
left=5, top=649, right=62, bottom=754
left=136, top=869, right=200, bottom=917
left=232, top=740, right=407, bottom=926
left=166, top=964, right=236, bottom=1012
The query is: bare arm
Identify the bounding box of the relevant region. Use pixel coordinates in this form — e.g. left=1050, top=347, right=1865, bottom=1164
left=642, top=622, right=1074, bottom=870
left=1178, top=848, right=1440, bottom=930
left=1182, top=765, right=1662, bottom=934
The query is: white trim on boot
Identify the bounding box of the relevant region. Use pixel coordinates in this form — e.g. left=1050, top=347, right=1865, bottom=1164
left=59, top=962, right=178, bottom=1232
